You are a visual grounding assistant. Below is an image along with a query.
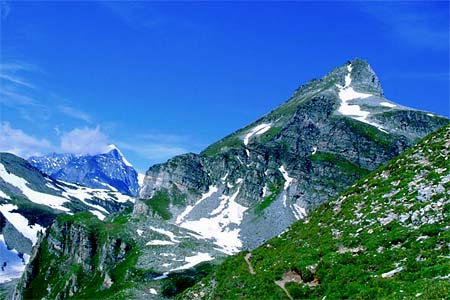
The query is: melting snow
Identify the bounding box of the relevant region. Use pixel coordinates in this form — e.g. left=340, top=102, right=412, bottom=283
left=0, top=163, right=70, bottom=212
left=336, top=65, right=387, bottom=133
left=312, top=146, right=317, bottom=155
left=89, top=210, right=106, bottom=221
left=149, top=226, right=179, bottom=243
left=146, top=240, right=175, bottom=246
left=169, top=252, right=214, bottom=272
left=243, top=123, right=271, bottom=146
left=178, top=188, right=248, bottom=254
left=0, top=190, right=10, bottom=200
left=380, top=101, right=396, bottom=108
left=0, top=204, right=45, bottom=245
left=292, top=204, right=307, bottom=220
left=279, top=166, right=294, bottom=190
left=136, top=229, right=143, bottom=236
left=176, top=185, right=218, bottom=224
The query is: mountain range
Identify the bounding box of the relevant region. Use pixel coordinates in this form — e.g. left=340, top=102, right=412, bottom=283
left=2, top=59, right=449, bottom=300
left=29, top=145, right=142, bottom=196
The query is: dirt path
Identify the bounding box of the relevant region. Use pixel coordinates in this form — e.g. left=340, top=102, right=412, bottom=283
left=274, top=271, right=303, bottom=300
left=244, top=253, right=256, bottom=275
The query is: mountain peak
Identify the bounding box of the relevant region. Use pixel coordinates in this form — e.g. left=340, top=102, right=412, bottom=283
left=346, top=58, right=383, bottom=97
left=103, top=144, right=133, bottom=167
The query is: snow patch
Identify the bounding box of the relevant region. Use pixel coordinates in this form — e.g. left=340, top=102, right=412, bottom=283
left=336, top=64, right=387, bottom=133
left=149, top=226, right=179, bottom=243
left=279, top=165, right=293, bottom=190
left=0, top=204, right=45, bottom=245
left=292, top=204, right=307, bottom=220
left=243, top=123, right=271, bottom=146
left=136, top=229, right=143, bottom=236
left=89, top=210, right=106, bottom=221
left=176, top=185, right=218, bottom=224
left=178, top=188, right=247, bottom=254
left=380, top=101, right=396, bottom=108
left=0, top=163, right=70, bottom=212
left=146, top=240, right=175, bottom=246
left=169, top=252, right=214, bottom=272
left=0, top=190, right=10, bottom=200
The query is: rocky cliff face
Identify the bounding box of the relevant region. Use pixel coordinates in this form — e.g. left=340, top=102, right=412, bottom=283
left=181, top=123, right=450, bottom=300
left=29, top=145, right=140, bottom=196
left=138, top=59, right=448, bottom=251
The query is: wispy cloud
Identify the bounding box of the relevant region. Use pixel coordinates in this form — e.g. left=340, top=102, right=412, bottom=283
left=57, top=105, right=92, bottom=123
left=60, top=126, right=109, bottom=155
left=359, top=2, right=449, bottom=50
left=0, top=73, right=35, bottom=89
left=0, top=122, right=54, bottom=158
left=99, top=1, right=169, bottom=30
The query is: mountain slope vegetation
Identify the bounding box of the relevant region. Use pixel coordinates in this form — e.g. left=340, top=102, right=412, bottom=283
left=181, top=123, right=450, bottom=300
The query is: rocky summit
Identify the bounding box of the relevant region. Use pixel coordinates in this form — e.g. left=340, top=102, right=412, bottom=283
left=138, top=58, right=447, bottom=251
left=29, top=144, right=141, bottom=196
left=6, top=59, right=449, bottom=300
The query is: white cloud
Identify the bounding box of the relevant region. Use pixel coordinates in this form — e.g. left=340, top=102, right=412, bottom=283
left=60, top=127, right=109, bottom=155
left=0, top=122, right=54, bottom=158
left=57, top=105, right=92, bottom=123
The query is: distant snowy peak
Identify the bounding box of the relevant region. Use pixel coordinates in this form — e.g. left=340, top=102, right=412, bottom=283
left=29, top=145, right=139, bottom=196
left=103, top=144, right=133, bottom=167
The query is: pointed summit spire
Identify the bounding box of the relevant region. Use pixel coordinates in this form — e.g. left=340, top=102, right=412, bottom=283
left=347, top=58, right=384, bottom=97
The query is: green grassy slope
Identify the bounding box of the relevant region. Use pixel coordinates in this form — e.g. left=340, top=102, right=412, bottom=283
left=181, top=124, right=450, bottom=300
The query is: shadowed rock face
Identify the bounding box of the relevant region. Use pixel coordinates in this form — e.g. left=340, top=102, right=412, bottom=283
left=138, top=58, right=448, bottom=250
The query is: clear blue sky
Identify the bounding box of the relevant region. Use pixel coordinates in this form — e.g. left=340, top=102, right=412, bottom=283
left=0, top=1, right=448, bottom=173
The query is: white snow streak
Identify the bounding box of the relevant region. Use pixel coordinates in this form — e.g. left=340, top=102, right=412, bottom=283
left=136, top=229, right=143, bottom=236
left=336, top=65, right=387, bottom=133
left=89, top=210, right=106, bottom=221
left=149, top=226, right=179, bottom=243
left=0, top=163, right=70, bottom=212
left=169, top=252, right=214, bottom=272
left=179, top=187, right=247, bottom=254
left=380, top=101, right=396, bottom=108
left=243, top=123, right=271, bottom=146
left=0, top=204, right=45, bottom=245
left=176, top=185, right=218, bottom=224
left=0, top=190, right=10, bottom=200
left=279, top=166, right=293, bottom=191
left=292, top=204, right=307, bottom=220
left=146, top=240, right=175, bottom=246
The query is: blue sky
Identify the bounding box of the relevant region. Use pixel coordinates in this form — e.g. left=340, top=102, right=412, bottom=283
left=0, top=1, right=448, bottom=173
